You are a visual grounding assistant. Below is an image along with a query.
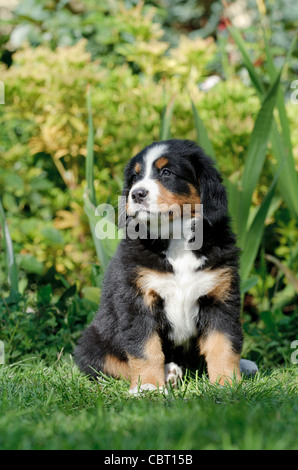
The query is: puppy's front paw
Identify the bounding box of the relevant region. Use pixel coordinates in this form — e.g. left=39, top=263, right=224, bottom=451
left=164, top=362, right=183, bottom=388
left=129, top=383, right=168, bottom=396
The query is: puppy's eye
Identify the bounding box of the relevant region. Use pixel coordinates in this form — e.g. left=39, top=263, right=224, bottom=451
left=131, top=174, right=138, bottom=184
left=160, top=168, right=172, bottom=177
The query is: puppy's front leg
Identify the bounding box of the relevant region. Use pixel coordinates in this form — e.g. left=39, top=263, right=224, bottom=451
left=199, top=330, right=241, bottom=385
left=128, top=333, right=166, bottom=394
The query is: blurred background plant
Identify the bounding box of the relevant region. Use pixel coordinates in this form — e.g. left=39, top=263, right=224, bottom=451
left=0, top=0, right=297, bottom=365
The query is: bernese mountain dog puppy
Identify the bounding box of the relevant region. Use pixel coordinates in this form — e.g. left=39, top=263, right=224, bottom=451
left=74, top=139, right=257, bottom=394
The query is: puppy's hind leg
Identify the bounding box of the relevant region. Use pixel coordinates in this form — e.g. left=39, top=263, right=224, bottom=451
left=74, top=324, right=130, bottom=381
left=102, top=354, right=131, bottom=381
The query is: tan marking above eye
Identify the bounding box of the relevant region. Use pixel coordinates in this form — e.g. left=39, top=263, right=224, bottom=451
left=134, top=162, right=141, bottom=174
left=155, top=157, right=169, bottom=170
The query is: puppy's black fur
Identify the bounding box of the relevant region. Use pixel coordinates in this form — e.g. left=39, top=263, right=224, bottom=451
left=74, top=140, right=243, bottom=388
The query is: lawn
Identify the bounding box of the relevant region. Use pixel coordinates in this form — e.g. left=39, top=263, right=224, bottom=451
left=0, top=359, right=297, bottom=451
left=0, top=0, right=297, bottom=454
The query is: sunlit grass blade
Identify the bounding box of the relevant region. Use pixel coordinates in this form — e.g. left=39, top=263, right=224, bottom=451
left=159, top=94, right=175, bottom=141
left=223, top=176, right=242, bottom=235
left=264, top=33, right=297, bottom=154
left=227, top=24, right=264, bottom=96
left=263, top=34, right=298, bottom=218
left=269, top=123, right=298, bottom=219
left=240, top=167, right=280, bottom=281
left=83, top=86, right=118, bottom=272
left=0, top=198, right=18, bottom=293
left=265, top=254, right=298, bottom=294
left=86, top=84, right=96, bottom=207
left=237, top=70, right=281, bottom=245
left=228, top=23, right=298, bottom=219
left=83, top=193, right=113, bottom=271
left=240, top=275, right=258, bottom=295
left=191, top=97, right=217, bottom=161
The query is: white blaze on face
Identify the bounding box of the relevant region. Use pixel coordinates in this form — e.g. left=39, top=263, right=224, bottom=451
left=127, top=144, right=167, bottom=219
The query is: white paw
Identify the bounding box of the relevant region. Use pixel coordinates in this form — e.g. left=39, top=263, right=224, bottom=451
left=164, top=362, right=183, bottom=388
left=129, top=383, right=168, bottom=396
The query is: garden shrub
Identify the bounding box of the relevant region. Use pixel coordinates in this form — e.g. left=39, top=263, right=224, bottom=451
left=0, top=10, right=260, bottom=284
left=0, top=283, right=97, bottom=363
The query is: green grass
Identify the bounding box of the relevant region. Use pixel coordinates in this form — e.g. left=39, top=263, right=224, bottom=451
left=0, top=359, right=297, bottom=450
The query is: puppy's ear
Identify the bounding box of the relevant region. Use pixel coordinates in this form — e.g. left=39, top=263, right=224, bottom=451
left=188, top=143, right=227, bottom=225
left=198, top=162, right=228, bottom=226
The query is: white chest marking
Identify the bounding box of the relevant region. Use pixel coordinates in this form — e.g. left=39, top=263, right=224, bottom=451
left=140, top=239, right=220, bottom=345
left=162, top=239, right=212, bottom=345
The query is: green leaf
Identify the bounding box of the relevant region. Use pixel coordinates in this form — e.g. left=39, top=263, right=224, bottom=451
left=20, top=254, right=44, bottom=275
left=223, top=176, right=242, bottom=234
left=271, top=284, right=296, bottom=310
left=83, top=191, right=118, bottom=271
left=240, top=167, right=280, bottom=281
left=263, top=34, right=298, bottom=218
left=229, top=24, right=298, bottom=219
left=159, top=95, right=175, bottom=141
left=57, top=283, right=77, bottom=305
left=238, top=70, right=281, bottom=245
left=37, top=284, right=52, bottom=307
left=227, top=25, right=264, bottom=96
left=191, top=97, right=217, bottom=162
left=41, top=227, right=64, bottom=245
left=86, top=84, right=96, bottom=206
left=84, top=86, right=119, bottom=271
left=81, top=286, right=101, bottom=305
left=270, top=122, right=298, bottom=218
left=240, top=275, right=259, bottom=294
left=265, top=254, right=298, bottom=294
left=261, top=311, right=276, bottom=330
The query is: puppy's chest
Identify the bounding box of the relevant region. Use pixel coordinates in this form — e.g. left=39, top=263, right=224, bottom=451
left=137, top=241, right=227, bottom=345
left=163, top=244, right=210, bottom=345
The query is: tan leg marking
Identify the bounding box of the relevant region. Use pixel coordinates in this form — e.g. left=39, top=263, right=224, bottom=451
left=103, top=354, right=131, bottom=381
left=199, top=331, right=241, bottom=385
left=128, top=333, right=165, bottom=390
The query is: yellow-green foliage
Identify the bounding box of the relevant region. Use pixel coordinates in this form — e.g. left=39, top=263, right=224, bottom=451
left=0, top=1, right=296, bottom=281
left=0, top=31, right=256, bottom=187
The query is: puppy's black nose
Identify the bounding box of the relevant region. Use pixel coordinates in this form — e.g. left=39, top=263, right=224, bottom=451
left=131, top=187, right=148, bottom=204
